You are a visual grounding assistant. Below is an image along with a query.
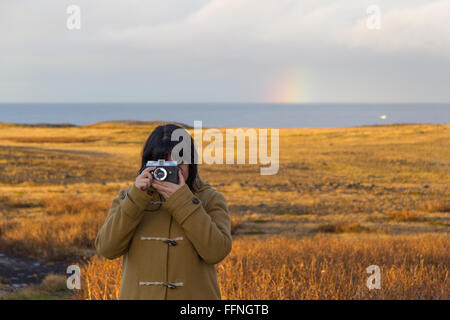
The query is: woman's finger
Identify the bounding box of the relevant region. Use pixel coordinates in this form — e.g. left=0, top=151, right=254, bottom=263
left=152, top=182, right=169, bottom=191
left=152, top=184, right=167, bottom=196
left=155, top=181, right=173, bottom=190
left=141, top=166, right=156, bottom=175
left=151, top=181, right=162, bottom=189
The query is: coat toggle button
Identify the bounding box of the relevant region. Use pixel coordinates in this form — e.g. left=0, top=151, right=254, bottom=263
left=164, top=239, right=178, bottom=246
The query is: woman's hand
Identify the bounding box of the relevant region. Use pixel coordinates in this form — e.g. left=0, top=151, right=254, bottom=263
left=134, top=166, right=156, bottom=192
left=152, top=169, right=185, bottom=199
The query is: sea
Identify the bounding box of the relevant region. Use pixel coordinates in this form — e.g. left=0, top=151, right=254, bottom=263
left=0, top=103, right=448, bottom=128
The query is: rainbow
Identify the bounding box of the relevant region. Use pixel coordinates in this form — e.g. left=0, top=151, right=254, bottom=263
left=265, top=69, right=310, bottom=103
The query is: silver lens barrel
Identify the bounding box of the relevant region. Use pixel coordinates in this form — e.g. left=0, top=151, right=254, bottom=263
left=153, top=167, right=168, bottom=181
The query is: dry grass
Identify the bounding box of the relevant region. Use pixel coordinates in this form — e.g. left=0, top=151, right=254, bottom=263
left=386, top=209, right=423, bottom=222
left=0, top=274, right=71, bottom=300
left=0, top=196, right=110, bottom=260
left=0, top=136, right=98, bottom=143
left=39, top=195, right=108, bottom=216
left=0, top=122, right=448, bottom=299
left=230, top=215, right=245, bottom=235
left=41, top=274, right=68, bottom=292
left=316, top=221, right=373, bottom=233
left=75, top=234, right=449, bottom=300
left=76, top=255, right=123, bottom=300
left=422, top=199, right=450, bottom=213
left=0, top=195, right=35, bottom=210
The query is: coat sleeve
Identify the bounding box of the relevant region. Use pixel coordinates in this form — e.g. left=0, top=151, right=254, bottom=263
left=95, top=184, right=153, bottom=259
left=161, top=184, right=232, bottom=264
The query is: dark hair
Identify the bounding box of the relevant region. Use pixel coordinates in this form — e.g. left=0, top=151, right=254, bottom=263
left=138, top=124, right=198, bottom=191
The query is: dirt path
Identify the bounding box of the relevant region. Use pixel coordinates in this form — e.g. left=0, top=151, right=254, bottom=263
left=0, top=251, right=68, bottom=295
left=0, top=144, right=109, bottom=157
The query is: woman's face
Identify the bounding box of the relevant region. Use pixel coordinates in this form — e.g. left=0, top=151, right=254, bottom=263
left=168, top=153, right=189, bottom=182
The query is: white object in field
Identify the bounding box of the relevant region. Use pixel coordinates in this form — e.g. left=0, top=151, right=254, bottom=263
left=380, top=115, right=387, bottom=119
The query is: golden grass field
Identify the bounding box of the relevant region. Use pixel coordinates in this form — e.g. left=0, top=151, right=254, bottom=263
left=0, top=121, right=448, bottom=299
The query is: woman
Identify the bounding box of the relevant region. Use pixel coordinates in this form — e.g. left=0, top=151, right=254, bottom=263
left=95, top=124, right=232, bottom=299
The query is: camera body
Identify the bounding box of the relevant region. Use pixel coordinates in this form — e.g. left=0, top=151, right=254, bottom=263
left=144, top=159, right=179, bottom=184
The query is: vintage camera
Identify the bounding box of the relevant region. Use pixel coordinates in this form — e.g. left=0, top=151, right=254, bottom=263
left=144, top=159, right=179, bottom=184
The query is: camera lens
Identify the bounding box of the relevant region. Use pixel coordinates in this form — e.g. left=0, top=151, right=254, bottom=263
left=153, top=167, right=167, bottom=181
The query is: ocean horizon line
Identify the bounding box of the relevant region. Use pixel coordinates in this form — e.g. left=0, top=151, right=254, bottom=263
left=0, top=120, right=448, bottom=130
left=0, top=103, right=448, bottom=128
left=1, top=102, right=450, bottom=105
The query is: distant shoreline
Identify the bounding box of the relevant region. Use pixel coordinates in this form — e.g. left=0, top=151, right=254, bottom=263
left=0, top=120, right=448, bottom=130
left=0, top=103, right=448, bottom=128
left=0, top=120, right=192, bottom=129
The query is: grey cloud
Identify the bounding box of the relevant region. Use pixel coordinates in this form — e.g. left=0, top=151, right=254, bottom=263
left=1, top=0, right=449, bottom=102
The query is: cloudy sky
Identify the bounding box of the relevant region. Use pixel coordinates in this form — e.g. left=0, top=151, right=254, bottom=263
left=1, top=0, right=449, bottom=103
